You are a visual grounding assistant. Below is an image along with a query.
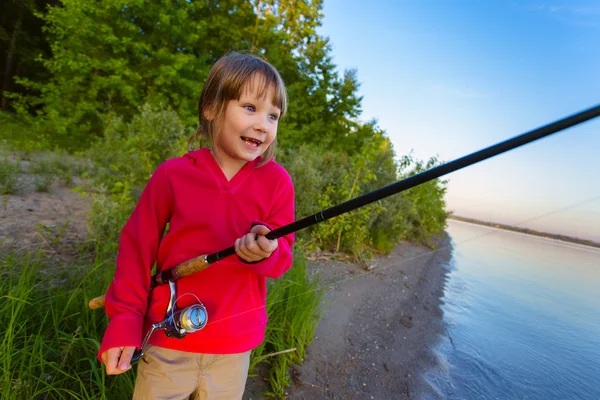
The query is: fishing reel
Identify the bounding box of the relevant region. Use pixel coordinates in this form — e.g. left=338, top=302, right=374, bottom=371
left=132, top=280, right=207, bottom=362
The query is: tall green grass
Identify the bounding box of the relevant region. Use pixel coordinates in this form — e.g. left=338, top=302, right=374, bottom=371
left=0, top=250, right=135, bottom=399
left=0, top=103, right=446, bottom=398
left=0, top=157, right=21, bottom=194
left=250, top=252, right=324, bottom=398
left=0, top=246, right=322, bottom=399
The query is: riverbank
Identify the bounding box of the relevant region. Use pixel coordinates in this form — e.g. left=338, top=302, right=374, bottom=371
left=448, top=215, right=600, bottom=249
left=244, top=233, right=452, bottom=399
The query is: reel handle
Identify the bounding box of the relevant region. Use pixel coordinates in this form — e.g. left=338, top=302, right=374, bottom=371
left=131, top=349, right=144, bottom=364
left=130, top=321, right=166, bottom=364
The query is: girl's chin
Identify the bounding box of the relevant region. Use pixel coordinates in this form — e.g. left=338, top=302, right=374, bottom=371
left=237, top=147, right=265, bottom=160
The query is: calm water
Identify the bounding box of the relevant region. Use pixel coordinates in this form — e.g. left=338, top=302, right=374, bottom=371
left=425, top=220, right=600, bottom=400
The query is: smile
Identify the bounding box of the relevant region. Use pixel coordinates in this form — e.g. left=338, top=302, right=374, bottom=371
left=241, top=136, right=263, bottom=147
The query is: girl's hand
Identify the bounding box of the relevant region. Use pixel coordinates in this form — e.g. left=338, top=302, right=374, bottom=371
left=235, top=224, right=278, bottom=262
left=101, top=346, right=136, bottom=375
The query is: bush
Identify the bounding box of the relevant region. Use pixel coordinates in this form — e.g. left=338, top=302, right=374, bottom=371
left=84, top=103, right=188, bottom=256
left=395, top=154, right=448, bottom=246
left=87, top=103, right=188, bottom=191
left=0, top=156, right=21, bottom=194
left=277, top=137, right=448, bottom=260
left=0, top=112, right=49, bottom=152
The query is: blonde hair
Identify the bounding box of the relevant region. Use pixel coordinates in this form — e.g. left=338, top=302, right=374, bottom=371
left=188, top=52, right=287, bottom=166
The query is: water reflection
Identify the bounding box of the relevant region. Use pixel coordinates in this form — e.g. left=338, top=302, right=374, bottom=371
left=425, top=220, right=600, bottom=400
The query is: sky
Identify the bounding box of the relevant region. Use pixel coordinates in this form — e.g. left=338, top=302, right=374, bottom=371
left=317, top=0, right=600, bottom=242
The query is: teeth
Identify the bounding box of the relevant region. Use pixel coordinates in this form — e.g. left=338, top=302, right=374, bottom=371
left=241, top=137, right=262, bottom=147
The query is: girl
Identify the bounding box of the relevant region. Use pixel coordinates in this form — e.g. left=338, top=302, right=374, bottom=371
left=98, top=52, right=295, bottom=399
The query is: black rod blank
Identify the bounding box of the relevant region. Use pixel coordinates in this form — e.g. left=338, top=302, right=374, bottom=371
left=205, top=104, right=600, bottom=264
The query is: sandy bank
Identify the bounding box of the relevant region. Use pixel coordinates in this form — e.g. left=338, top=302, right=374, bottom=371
left=245, top=233, right=452, bottom=399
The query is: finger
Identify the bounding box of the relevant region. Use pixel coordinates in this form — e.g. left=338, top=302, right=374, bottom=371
left=253, top=235, right=272, bottom=255
left=250, top=224, right=270, bottom=235
left=244, top=233, right=259, bottom=250
left=257, top=236, right=278, bottom=253
left=244, top=234, right=269, bottom=259
left=243, top=236, right=269, bottom=261
left=104, top=348, right=121, bottom=375
left=118, top=346, right=136, bottom=371
left=236, top=236, right=256, bottom=262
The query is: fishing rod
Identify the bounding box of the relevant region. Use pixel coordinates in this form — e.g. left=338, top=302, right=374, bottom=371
left=89, top=105, right=600, bottom=362
left=88, top=104, right=600, bottom=311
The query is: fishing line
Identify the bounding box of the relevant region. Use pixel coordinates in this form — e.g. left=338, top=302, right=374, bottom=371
left=144, top=104, right=600, bottom=286
left=205, top=195, right=600, bottom=327
left=4, top=109, right=600, bottom=363
left=83, top=104, right=600, bottom=311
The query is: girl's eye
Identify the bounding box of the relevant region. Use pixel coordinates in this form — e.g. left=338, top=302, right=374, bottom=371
left=245, top=105, right=255, bottom=112
left=269, top=114, right=279, bottom=121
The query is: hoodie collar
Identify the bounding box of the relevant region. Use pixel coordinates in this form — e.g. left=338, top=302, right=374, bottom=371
left=184, top=148, right=261, bottom=188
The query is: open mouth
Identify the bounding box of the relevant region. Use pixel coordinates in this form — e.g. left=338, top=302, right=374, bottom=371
left=241, top=136, right=263, bottom=147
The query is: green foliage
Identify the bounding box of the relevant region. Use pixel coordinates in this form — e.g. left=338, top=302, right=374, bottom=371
left=0, top=112, right=47, bottom=151
left=0, top=156, right=21, bottom=194
left=10, top=0, right=372, bottom=155
left=395, top=154, right=448, bottom=246
left=87, top=103, right=187, bottom=191
left=1, top=1, right=450, bottom=397
left=250, top=251, right=323, bottom=398
left=277, top=122, right=448, bottom=260
left=87, top=187, right=136, bottom=257
left=0, top=250, right=135, bottom=400
left=85, top=103, right=187, bottom=256
left=0, top=0, right=56, bottom=113
left=11, top=0, right=255, bottom=148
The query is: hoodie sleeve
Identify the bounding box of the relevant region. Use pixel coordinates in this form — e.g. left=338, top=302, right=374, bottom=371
left=241, top=169, right=295, bottom=279
left=98, top=162, right=173, bottom=359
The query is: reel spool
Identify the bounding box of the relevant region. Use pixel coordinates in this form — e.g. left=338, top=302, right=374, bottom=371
left=164, top=303, right=208, bottom=339
left=132, top=280, right=208, bottom=362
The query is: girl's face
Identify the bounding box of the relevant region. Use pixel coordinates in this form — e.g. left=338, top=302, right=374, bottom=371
left=211, top=75, right=281, bottom=178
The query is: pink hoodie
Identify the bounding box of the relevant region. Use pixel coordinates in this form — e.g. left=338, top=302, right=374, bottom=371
left=98, top=148, right=295, bottom=358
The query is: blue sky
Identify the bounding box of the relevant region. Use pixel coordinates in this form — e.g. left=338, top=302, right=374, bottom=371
left=318, top=0, right=600, bottom=241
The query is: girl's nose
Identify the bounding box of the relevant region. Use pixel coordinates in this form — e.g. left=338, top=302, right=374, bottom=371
left=253, top=115, right=268, bottom=133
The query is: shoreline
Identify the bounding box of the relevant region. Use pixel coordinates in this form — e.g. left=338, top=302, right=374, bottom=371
left=245, top=233, right=452, bottom=399
left=448, top=215, right=600, bottom=249
left=450, top=219, right=600, bottom=253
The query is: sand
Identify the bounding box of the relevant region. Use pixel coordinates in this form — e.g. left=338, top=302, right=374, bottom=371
left=245, top=233, right=452, bottom=399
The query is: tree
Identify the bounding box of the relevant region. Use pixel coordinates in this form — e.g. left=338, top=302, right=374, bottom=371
left=0, top=0, right=58, bottom=111
left=15, top=0, right=230, bottom=147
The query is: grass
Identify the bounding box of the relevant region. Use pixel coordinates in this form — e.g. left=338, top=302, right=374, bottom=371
left=0, top=157, right=22, bottom=195
left=28, top=152, right=83, bottom=189
left=0, top=249, right=137, bottom=399
left=0, top=108, right=445, bottom=398
left=0, top=242, right=322, bottom=399
left=0, top=146, right=89, bottom=195
left=250, top=252, right=324, bottom=398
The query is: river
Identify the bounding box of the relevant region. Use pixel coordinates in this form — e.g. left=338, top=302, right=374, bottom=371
left=425, top=220, right=600, bottom=400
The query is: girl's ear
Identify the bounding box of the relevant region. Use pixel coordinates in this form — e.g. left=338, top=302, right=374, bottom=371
left=203, top=106, right=215, bottom=121
left=203, top=102, right=219, bottom=121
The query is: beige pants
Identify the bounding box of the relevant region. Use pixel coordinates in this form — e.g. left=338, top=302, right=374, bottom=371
left=132, top=346, right=251, bottom=400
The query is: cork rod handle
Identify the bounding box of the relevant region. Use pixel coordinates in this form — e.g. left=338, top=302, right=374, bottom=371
left=87, top=255, right=210, bottom=310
